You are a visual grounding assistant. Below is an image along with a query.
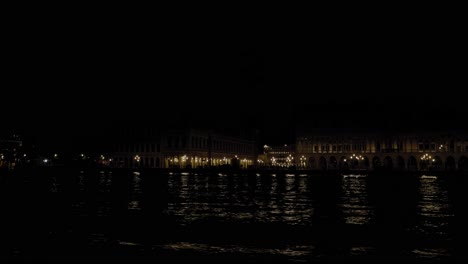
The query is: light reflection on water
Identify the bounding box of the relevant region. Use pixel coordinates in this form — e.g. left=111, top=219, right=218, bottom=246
left=167, top=174, right=315, bottom=225
left=127, top=173, right=141, bottom=211
left=159, top=241, right=314, bottom=259
left=339, top=176, right=373, bottom=225
left=2, top=169, right=460, bottom=261
left=163, top=173, right=455, bottom=260
left=410, top=175, right=455, bottom=258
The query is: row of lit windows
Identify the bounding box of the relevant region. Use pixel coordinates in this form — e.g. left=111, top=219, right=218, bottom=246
left=302, top=143, right=468, bottom=153
left=212, top=140, right=253, bottom=154
left=167, top=136, right=190, bottom=148
left=191, top=136, right=206, bottom=149
left=444, top=146, right=468, bottom=153
left=311, top=144, right=367, bottom=153
left=115, top=144, right=160, bottom=153
left=166, top=136, right=254, bottom=154
left=417, top=143, right=468, bottom=153
left=301, top=141, right=367, bottom=145
left=112, top=156, right=161, bottom=167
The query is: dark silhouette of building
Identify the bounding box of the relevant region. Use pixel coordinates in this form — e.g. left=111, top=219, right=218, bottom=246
left=108, top=127, right=257, bottom=169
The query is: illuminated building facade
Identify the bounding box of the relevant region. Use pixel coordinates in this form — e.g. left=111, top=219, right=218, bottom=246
left=260, top=144, right=295, bottom=167
left=109, top=128, right=256, bottom=169
left=296, top=130, right=468, bottom=171
left=0, top=134, right=23, bottom=169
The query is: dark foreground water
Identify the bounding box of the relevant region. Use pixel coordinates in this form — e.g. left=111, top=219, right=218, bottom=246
left=1, top=168, right=468, bottom=262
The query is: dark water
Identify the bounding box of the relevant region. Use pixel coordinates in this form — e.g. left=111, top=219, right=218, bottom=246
left=1, top=168, right=468, bottom=262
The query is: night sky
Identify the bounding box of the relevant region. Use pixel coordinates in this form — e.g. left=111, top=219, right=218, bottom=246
left=3, top=20, right=467, bottom=153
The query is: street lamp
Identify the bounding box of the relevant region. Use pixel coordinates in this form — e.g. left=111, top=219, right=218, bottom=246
left=285, top=154, right=294, bottom=167
left=257, top=159, right=264, bottom=167
left=349, top=154, right=364, bottom=169
left=420, top=153, right=433, bottom=170
left=300, top=155, right=306, bottom=168
left=181, top=155, right=188, bottom=167
left=271, top=156, right=276, bottom=167
left=134, top=155, right=141, bottom=167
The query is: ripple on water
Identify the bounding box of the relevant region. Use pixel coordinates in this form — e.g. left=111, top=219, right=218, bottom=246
left=412, top=248, right=451, bottom=259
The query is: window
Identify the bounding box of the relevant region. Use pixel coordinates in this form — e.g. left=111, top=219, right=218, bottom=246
left=419, top=144, right=424, bottom=151
left=457, top=146, right=461, bottom=152
left=151, top=144, right=155, bottom=152
left=332, top=145, right=337, bottom=152
left=314, top=146, right=318, bottom=152
left=431, top=143, right=436, bottom=151
left=338, top=146, right=342, bottom=152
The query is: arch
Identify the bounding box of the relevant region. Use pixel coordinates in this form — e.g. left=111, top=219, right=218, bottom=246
left=459, top=156, right=468, bottom=171
left=372, top=156, right=381, bottom=169
left=383, top=156, right=393, bottom=169
left=433, top=156, right=443, bottom=170
left=396, top=156, right=405, bottom=170
left=446, top=156, right=456, bottom=171
left=350, top=157, right=359, bottom=169
left=319, top=156, right=327, bottom=170
left=339, top=156, right=348, bottom=170
left=408, top=156, right=417, bottom=171
left=329, top=156, right=337, bottom=169
left=308, top=157, right=316, bottom=169
left=363, top=156, right=370, bottom=169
